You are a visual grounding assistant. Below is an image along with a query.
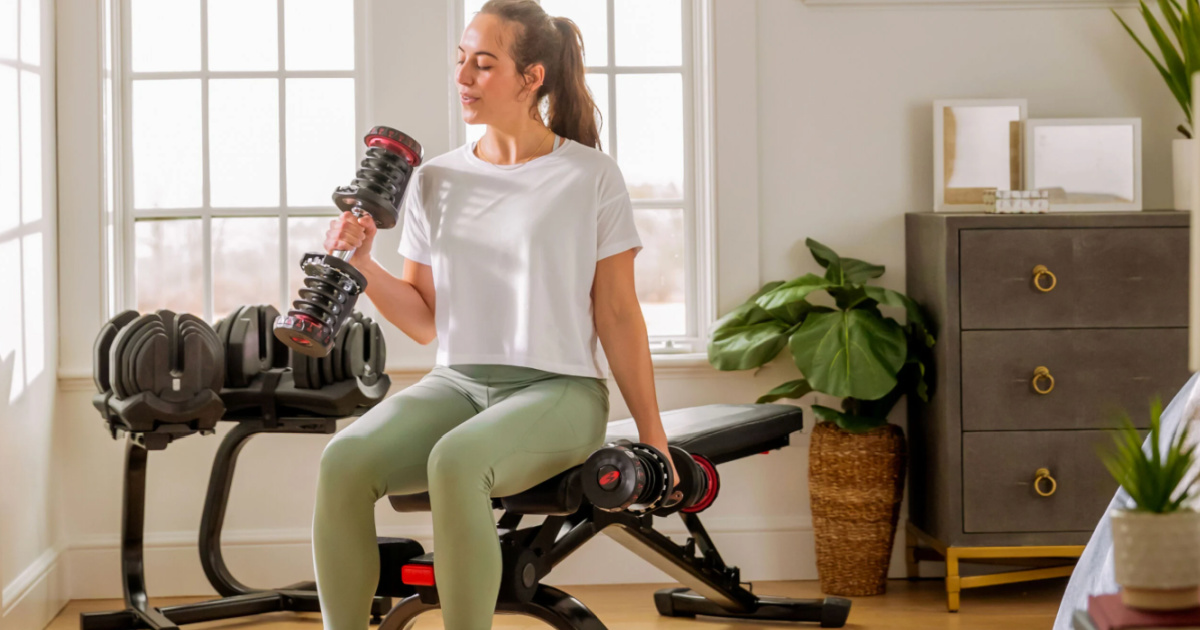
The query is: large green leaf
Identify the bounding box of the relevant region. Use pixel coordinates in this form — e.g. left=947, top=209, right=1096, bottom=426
left=803, top=238, right=885, bottom=286
left=708, top=316, right=790, bottom=371
left=806, top=238, right=840, bottom=270
left=754, top=274, right=832, bottom=323
left=708, top=283, right=792, bottom=371
left=863, top=285, right=935, bottom=348
left=756, top=379, right=813, bottom=404
left=812, top=404, right=887, bottom=433
left=841, top=258, right=886, bottom=284
left=789, top=309, right=907, bottom=400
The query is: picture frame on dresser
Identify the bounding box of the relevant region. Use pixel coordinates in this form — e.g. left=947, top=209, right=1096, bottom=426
left=1024, top=118, right=1142, bottom=212
left=933, top=98, right=1027, bottom=213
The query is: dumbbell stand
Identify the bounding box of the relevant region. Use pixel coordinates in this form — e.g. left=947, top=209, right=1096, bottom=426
left=79, top=418, right=394, bottom=630
left=197, top=416, right=393, bottom=621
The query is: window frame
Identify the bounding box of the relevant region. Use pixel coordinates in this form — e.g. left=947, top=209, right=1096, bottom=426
left=113, top=0, right=369, bottom=323
left=449, top=0, right=716, bottom=355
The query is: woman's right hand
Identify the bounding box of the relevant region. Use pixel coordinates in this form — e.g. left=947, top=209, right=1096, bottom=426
left=325, top=211, right=377, bottom=265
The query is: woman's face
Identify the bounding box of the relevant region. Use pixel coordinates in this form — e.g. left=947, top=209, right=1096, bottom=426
left=456, top=14, right=545, bottom=127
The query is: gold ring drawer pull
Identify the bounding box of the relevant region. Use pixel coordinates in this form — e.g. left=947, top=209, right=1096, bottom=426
left=1032, top=265, right=1057, bottom=292
left=1034, top=468, right=1057, bottom=497
left=1032, top=366, right=1055, bottom=394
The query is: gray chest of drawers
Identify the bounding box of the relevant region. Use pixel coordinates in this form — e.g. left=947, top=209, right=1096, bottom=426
left=903, top=211, right=1191, bottom=611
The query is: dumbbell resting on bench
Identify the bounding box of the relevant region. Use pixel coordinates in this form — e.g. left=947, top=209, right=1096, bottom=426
left=377, top=403, right=853, bottom=629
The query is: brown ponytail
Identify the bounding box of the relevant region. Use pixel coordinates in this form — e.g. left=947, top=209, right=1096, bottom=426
left=478, top=0, right=603, bottom=150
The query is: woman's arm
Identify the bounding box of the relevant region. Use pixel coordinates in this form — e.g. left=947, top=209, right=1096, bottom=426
left=592, top=248, right=679, bottom=487
left=358, top=258, right=438, bottom=345
left=330, top=211, right=438, bottom=345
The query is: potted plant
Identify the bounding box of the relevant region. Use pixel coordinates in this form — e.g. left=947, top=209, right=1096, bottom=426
left=1113, top=0, right=1199, bottom=210
left=707, top=238, right=935, bottom=596
left=1100, top=396, right=1200, bottom=610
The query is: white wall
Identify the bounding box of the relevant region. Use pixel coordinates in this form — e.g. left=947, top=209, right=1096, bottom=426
left=40, top=0, right=1180, bottom=615
left=0, top=0, right=66, bottom=628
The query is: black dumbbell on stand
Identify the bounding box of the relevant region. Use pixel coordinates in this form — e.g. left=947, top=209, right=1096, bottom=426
left=274, top=126, right=423, bottom=357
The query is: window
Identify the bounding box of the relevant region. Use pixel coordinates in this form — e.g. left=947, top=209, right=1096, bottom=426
left=119, top=0, right=364, bottom=322
left=1, top=0, right=49, bottom=401
left=456, top=0, right=714, bottom=352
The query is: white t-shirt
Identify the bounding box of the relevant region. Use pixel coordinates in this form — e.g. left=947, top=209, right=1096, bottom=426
left=396, top=135, right=643, bottom=379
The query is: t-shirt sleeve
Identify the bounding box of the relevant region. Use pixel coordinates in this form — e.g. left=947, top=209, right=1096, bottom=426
left=396, top=171, right=432, bottom=265
left=596, top=167, right=642, bottom=262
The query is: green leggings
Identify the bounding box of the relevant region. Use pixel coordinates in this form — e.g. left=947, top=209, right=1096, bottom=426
left=312, top=363, right=611, bottom=630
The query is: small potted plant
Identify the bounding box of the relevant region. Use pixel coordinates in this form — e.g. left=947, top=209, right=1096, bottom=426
left=1101, top=396, right=1200, bottom=610
left=707, top=238, right=935, bottom=596
left=1112, top=0, right=1199, bottom=209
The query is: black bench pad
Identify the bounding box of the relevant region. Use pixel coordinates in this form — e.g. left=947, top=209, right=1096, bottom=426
left=387, top=403, right=803, bottom=515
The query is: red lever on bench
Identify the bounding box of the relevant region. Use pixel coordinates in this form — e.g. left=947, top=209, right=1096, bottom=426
left=401, top=564, right=435, bottom=586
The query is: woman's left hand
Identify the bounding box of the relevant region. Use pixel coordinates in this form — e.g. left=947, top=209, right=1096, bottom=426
left=639, top=433, right=680, bottom=489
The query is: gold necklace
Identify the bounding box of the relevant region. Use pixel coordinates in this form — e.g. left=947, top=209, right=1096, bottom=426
left=480, top=130, right=555, bottom=165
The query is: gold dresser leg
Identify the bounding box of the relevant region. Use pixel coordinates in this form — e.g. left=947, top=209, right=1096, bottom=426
left=946, top=548, right=961, bottom=613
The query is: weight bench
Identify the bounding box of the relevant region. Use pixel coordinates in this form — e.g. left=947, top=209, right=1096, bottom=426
left=375, top=403, right=852, bottom=629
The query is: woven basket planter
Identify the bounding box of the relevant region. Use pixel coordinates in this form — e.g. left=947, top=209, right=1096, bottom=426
left=809, top=421, right=907, bottom=596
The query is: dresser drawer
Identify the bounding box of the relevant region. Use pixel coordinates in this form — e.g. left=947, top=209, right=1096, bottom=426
left=959, top=228, right=1187, bottom=329
left=963, top=431, right=1122, bottom=533
left=961, top=329, right=1190, bottom=431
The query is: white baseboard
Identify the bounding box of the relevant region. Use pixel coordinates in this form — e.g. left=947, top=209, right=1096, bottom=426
left=2, top=546, right=69, bottom=630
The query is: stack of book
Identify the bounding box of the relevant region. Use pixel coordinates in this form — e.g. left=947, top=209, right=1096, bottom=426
left=1075, top=593, right=1200, bottom=630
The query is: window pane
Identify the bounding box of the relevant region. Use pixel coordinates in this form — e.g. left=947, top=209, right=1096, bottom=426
left=208, top=0, right=277, bottom=71
left=634, top=209, right=685, bottom=337
left=286, top=78, right=356, bottom=206
left=19, top=69, right=39, bottom=223
left=585, top=72, right=608, bottom=155
left=0, top=238, right=21, bottom=398
left=21, top=231, right=42, bottom=381
left=210, top=79, right=279, bottom=207
left=213, top=217, right=280, bottom=320
left=19, top=0, right=37, bottom=65
left=614, top=0, right=680, bottom=67
left=0, top=66, right=17, bottom=233
left=1, top=0, right=15, bottom=61
left=540, top=0, right=607, bottom=66
left=135, top=219, right=203, bottom=316
left=616, top=74, right=682, bottom=199
left=130, top=0, right=199, bottom=72
left=132, top=80, right=202, bottom=208
left=284, top=0, right=354, bottom=71
left=286, top=216, right=328, bottom=310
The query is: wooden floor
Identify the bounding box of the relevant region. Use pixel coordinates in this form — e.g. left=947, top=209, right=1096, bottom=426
left=50, top=577, right=1068, bottom=629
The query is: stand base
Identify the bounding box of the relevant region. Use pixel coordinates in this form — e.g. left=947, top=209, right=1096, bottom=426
left=654, top=587, right=851, bottom=627
left=79, top=587, right=392, bottom=630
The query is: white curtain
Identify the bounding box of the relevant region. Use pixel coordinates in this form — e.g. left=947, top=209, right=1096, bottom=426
left=1053, top=370, right=1200, bottom=630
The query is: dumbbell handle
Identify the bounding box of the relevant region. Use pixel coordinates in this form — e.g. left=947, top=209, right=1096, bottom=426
left=331, top=207, right=367, bottom=261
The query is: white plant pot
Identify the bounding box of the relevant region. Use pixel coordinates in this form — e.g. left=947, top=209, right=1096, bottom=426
left=1112, top=509, right=1200, bottom=610
left=1173, top=138, right=1195, bottom=211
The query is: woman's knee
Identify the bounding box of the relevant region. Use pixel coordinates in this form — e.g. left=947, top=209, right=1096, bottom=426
left=426, top=433, right=490, bottom=493
left=318, top=436, right=384, bottom=493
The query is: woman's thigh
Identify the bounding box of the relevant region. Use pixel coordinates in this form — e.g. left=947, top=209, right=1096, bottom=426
left=319, top=369, right=482, bottom=498
left=427, top=375, right=610, bottom=498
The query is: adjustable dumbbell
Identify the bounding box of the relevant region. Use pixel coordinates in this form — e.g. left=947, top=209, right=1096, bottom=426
left=580, top=440, right=720, bottom=515
left=274, top=126, right=423, bottom=358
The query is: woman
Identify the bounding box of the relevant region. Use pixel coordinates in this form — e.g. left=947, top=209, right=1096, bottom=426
left=311, top=1, right=678, bottom=628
